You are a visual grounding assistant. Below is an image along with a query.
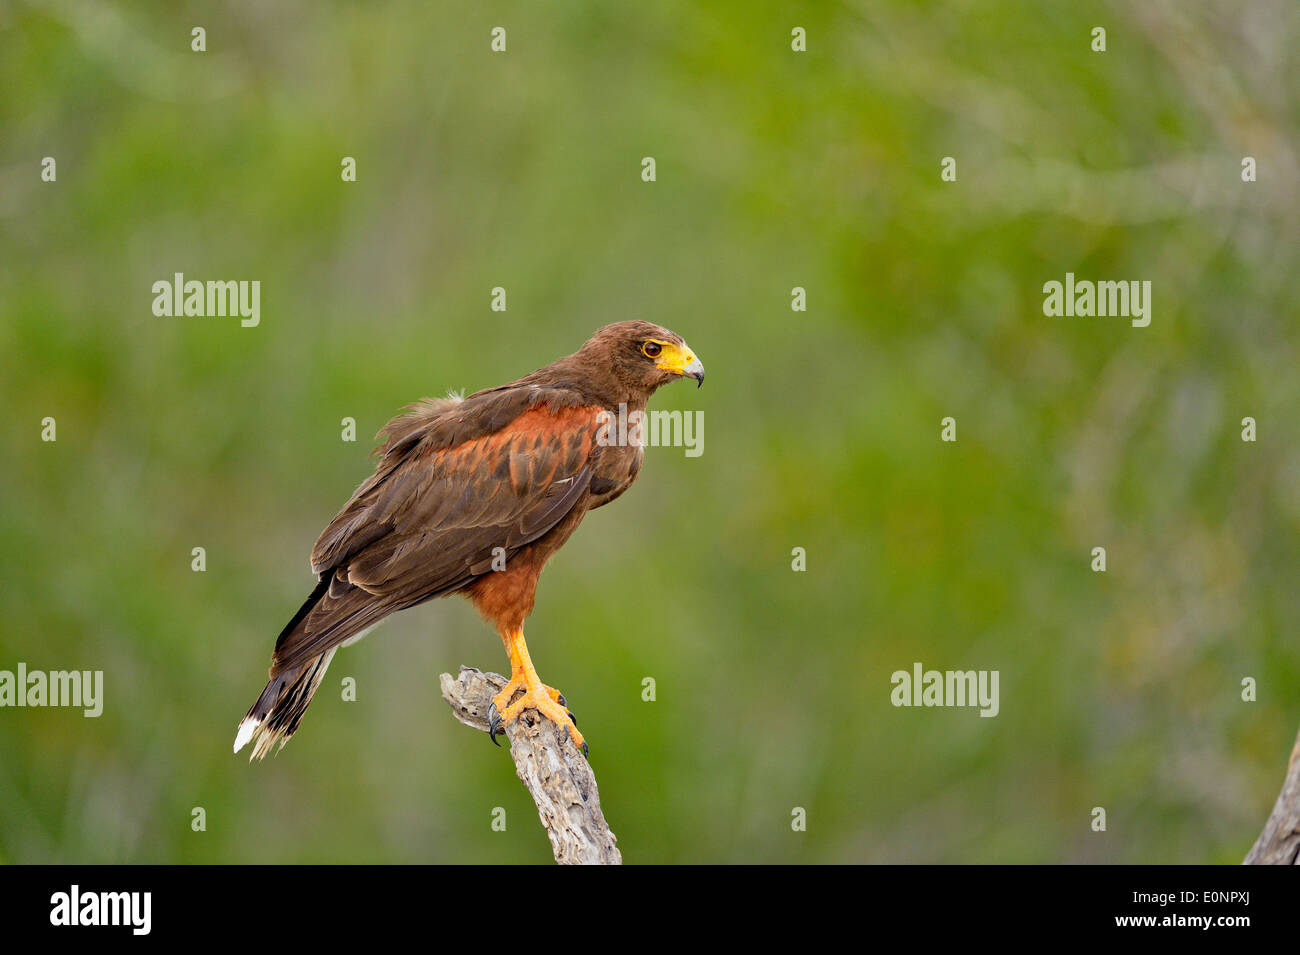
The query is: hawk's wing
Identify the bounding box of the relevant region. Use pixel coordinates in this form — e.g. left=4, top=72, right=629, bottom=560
left=269, top=396, right=604, bottom=675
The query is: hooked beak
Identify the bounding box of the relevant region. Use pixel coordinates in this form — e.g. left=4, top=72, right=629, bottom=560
left=683, top=357, right=705, bottom=388
left=654, top=342, right=706, bottom=388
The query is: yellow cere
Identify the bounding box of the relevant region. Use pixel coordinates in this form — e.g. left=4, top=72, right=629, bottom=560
left=651, top=341, right=698, bottom=375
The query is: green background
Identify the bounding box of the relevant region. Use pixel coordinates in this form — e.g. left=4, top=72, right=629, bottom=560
left=2, top=1, right=1297, bottom=863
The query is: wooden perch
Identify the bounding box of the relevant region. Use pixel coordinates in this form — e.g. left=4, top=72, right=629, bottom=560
left=439, top=666, right=622, bottom=865
left=1245, top=720, right=1300, bottom=864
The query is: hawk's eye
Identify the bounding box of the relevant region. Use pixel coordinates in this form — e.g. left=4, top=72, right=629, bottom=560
left=642, top=341, right=663, bottom=359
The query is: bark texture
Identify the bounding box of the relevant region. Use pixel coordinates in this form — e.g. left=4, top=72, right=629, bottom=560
left=1245, top=721, right=1300, bottom=864
left=439, top=666, right=622, bottom=865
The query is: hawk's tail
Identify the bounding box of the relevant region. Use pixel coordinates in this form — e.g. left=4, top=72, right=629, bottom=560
left=233, top=649, right=337, bottom=761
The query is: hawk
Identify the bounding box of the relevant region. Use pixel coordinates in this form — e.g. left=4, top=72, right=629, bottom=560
left=234, top=321, right=704, bottom=760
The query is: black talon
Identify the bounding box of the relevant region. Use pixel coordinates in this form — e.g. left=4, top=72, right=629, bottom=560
left=556, top=693, right=567, bottom=708
left=566, top=710, right=578, bottom=727
left=487, top=702, right=502, bottom=747
left=581, top=740, right=589, bottom=758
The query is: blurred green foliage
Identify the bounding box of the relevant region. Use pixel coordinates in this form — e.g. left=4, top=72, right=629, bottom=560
left=2, top=0, right=1298, bottom=863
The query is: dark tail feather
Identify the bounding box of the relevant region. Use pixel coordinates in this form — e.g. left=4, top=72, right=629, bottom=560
left=234, top=577, right=333, bottom=760
left=233, top=649, right=337, bottom=761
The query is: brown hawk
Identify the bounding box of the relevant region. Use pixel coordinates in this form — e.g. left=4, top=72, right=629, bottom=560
left=235, top=321, right=703, bottom=759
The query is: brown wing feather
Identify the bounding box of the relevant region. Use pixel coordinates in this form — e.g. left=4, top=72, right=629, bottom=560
left=271, top=397, right=603, bottom=675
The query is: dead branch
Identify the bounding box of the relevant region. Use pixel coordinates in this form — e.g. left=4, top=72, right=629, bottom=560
left=1245, top=720, right=1300, bottom=864
left=439, top=666, right=622, bottom=865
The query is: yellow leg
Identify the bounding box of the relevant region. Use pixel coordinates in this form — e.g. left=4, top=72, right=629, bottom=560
left=490, top=628, right=587, bottom=756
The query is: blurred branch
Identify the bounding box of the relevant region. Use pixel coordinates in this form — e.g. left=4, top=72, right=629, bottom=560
left=439, top=666, right=622, bottom=865
left=1245, top=721, right=1300, bottom=864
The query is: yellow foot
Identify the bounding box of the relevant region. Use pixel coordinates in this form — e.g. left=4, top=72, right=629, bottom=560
left=488, top=674, right=587, bottom=757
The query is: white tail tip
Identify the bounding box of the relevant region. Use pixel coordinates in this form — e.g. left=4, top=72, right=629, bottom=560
left=233, top=717, right=260, bottom=754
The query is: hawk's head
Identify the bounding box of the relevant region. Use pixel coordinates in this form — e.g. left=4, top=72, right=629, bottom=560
left=581, top=320, right=705, bottom=396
